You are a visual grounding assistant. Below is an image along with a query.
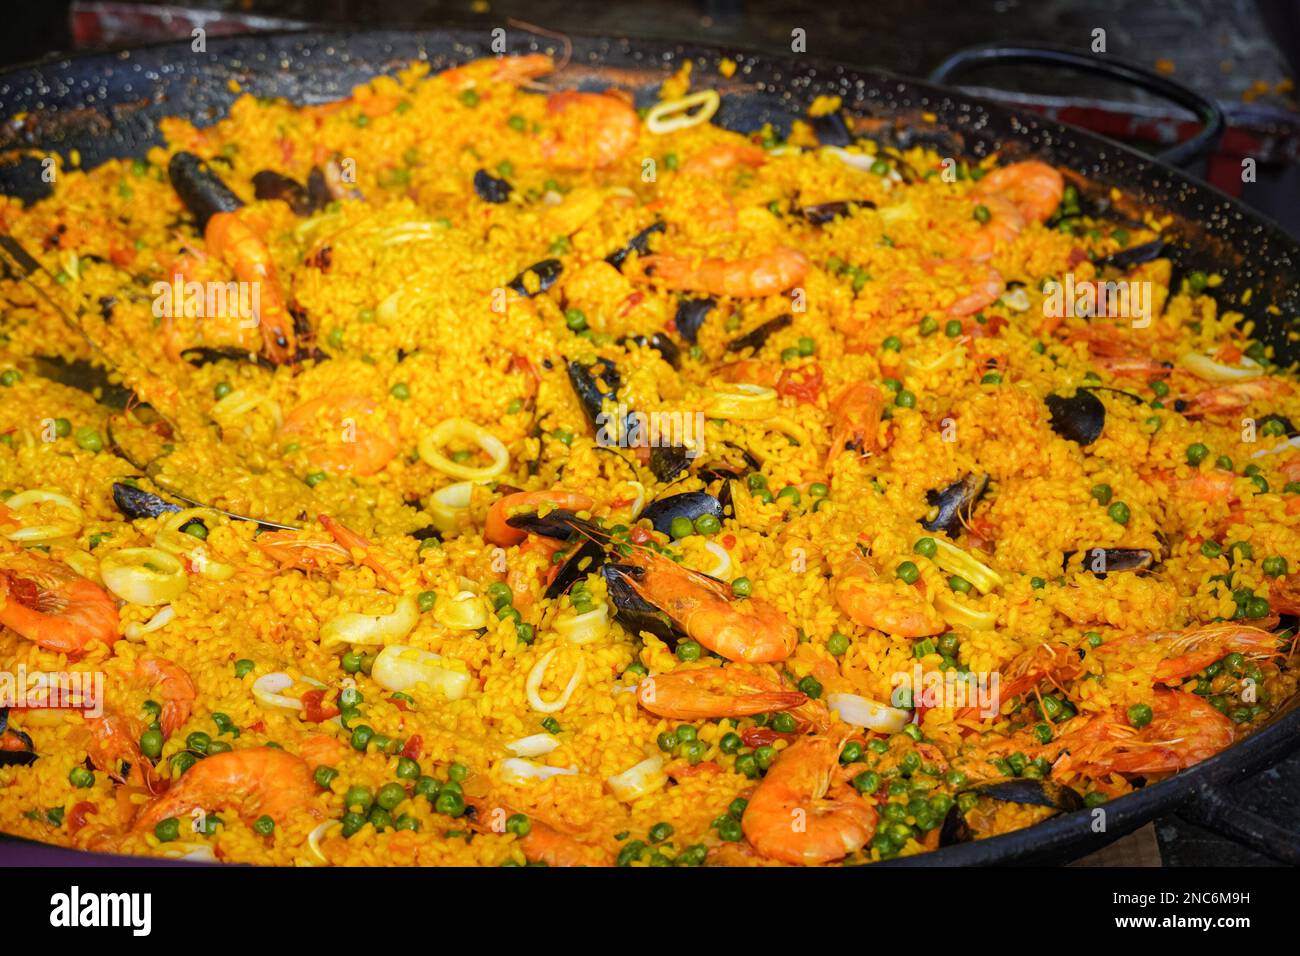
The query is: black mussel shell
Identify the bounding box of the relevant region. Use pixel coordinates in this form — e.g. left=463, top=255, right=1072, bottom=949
left=306, top=167, right=332, bottom=211
left=811, top=111, right=852, bottom=147
left=410, top=526, right=442, bottom=543
left=726, top=314, right=793, bottom=354
left=32, top=356, right=135, bottom=409
left=505, top=509, right=592, bottom=542
left=1093, top=238, right=1167, bottom=272
left=168, top=151, right=243, bottom=230
left=640, top=491, right=724, bottom=536
left=673, top=297, right=715, bottom=345
left=969, top=779, right=1085, bottom=812
left=1065, top=547, right=1154, bottom=577
left=603, top=564, right=682, bottom=646
left=0, top=708, right=37, bottom=768
left=112, top=482, right=182, bottom=520
left=507, top=258, right=562, bottom=297
left=252, top=170, right=314, bottom=216
left=566, top=358, right=622, bottom=432
left=1259, top=413, right=1299, bottom=438
left=180, top=347, right=275, bottom=370
left=939, top=779, right=1084, bottom=846
left=797, top=199, right=876, bottom=225
left=606, top=221, right=665, bottom=271
left=1046, top=390, right=1105, bottom=446
left=920, top=472, right=989, bottom=536
left=648, top=445, right=691, bottom=483
left=618, top=331, right=681, bottom=368
left=473, top=168, right=512, bottom=203
left=545, top=538, right=608, bottom=600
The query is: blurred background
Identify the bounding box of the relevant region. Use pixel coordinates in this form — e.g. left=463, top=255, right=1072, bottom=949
left=2, top=0, right=1297, bottom=866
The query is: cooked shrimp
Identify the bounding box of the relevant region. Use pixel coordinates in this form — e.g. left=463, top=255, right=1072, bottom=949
left=974, top=161, right=1064, bottom=227
left=204, top=210, right=296, bottom=365
left=1180, top=379, right=1289, bottom=418
left=741, top=735, right=877, bottom=865
left=257, top=515, right=401, bottom=591
left=440, top=54, right=554, bottom=91
left=923, top=258, right=1005, bottom=317
left=542, top=92, right=640, bottom=170
left=614, top=550, right=799, bottom=663
left=1048, top=691, right=1234, bottom=777
left=84, top=711, right=159, bottom=791
left=485, top=490, right=596, bottom=548
left=319, top=514, right=401, bottom=590
left=834, top=551, right=945, bottom=638
left=132, top=747, right=319, bottom=832
left=279, top=394, right=399, bottom=476
left=464, top=793, right=610, bottom=866
left=1097, top=622, right=1281, bottom=683
left=134, top=656, right=197, bottom=738
left=827, top=381, right=885, bottom=467
left=636, top=667, right=807, bottom=720
left=955, top=640, right=1084, bottom=720
left=0, top=549, right=118, bottom=656
left=633, top=246, right=809, bottom=298
left=680, top=143, right=767, bottom=178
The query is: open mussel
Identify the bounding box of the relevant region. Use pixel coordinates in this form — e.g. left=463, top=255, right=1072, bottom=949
left=939, top=779, right=1085, bottom=846
left=112, top=482, right=182, bottom=520
left=797, top=199, right=875, bottom=225
left=920, top=472, right=988, bottom=536
left=507, top=259, right=563, bottom=298
left=606, top=221, right=665, bottom=271
left=565, top=357, right=623, bottom=434
left=648, top=445, right=691, bottom=483
left=1045, top=390, right=1105, bottom=446
left=639, top=491, right=725, bottom=536
left=0, top=708, right=38, bottom=768
left=252, top=170, right=322, bottom=216
left=545, top=538, right=607, bottom=600
left=617, top=331, right=681, bottom=368
left=1093, top=238, right=1167, bottom=272
left=726, top=314, right=792, bottom=354
left=673, top=297, right=715, bottom=345
left=169, top=151, right=243, bottom=230
left=1258, top=413, right=1299, bottom=438
left=31, top=356, right=135, bottom=409
left=602, top=564, right=681, bottom=646
left=1065, top=548, right=1155, bottom=577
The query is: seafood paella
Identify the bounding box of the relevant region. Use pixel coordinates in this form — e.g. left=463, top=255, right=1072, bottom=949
left=0, top=51, right=1297, bottom=866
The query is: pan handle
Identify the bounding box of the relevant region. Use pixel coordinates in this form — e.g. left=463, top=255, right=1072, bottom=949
left=928, top=42, right=1225, bottom=169
left=1176, top=785, right=1300, bottom=866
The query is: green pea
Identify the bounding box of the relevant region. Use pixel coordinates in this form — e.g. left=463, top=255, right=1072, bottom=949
left=435, top=791, right=466, bottom=817
left=376, top=782, right=407, bottom=811
left=1090, top=483, right=1113, bottom=505
left=675, top=640, right=702, bottom=662
left=657, top=731, right=679, bottom=752
left=973, top=204, right=991, bottom=223
left=1201, top=540, right=1223, bottom=558
left=390, top=382, right=410, bottom=400
left=305, top=471, right=327, bottom=488
left=694, top=513, right=722, bottom=535
left=944, top=319, right=963, bottom=337
left=253, top=815, right=275, bottom=836
left=154, top=817, right=180, bottom=842
left=797, top=336, right=816, bottom=356
left=669, top=515, right=694, bottom=539
left=139, top=728, right=164, bottom=760
left=981, top=372, right=1003, bottom=385
left=840, top=741, right=864, bottom=764
left=396, top=757, right=421, bottom=780
left=765, top=712, right=793, bottom=734
left=896, top=561, right=920, bottom=584
left=827, top=631, right=850, bottom=656
left=809, top=482, right=829, bottom=498
left=1127, top=703, right=1153, bottom=728
left=895, top=390, right=916, bottom=409
left=734, top=753, right=759, bottom=778
left=776, top=486, right=801, bottom=505
left=716, top=816, right=744, bottom=841
left=205, top=740, right=232, bottom=756
left=913, top=537, right=937, bottom=558
left=1107, top=501, right=1130, bottom=525
left=448, top=763, right=469, bottom=782
left=881, top=335, right=902, bottom=352
left=414, top=776, right=441, bottom=800
left=1186, top=443, right=1209, bottom=466
left=68, top=767, right=94, bottom=788
left=350, top=725, right=374, bottom=751
left=74, top=426, right=103, bottom=452
left=314, top=766, right=338, bottom=789
left=565, top=308, right=587, bottom=331
left=0, top=369, right=21, bottom=387
left=797, top=675, right=823, bottom=699
left=719, top=732, right=742, bottom=754
left=186, top=731, right=211, bottom=755
left=1263, top=556, right=1288, bottom=578
left=731, top=577, right=752, bottom=598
